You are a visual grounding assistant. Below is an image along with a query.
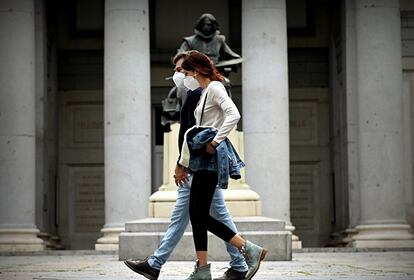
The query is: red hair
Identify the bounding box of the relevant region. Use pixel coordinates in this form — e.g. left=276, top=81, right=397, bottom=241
left=181, top=50, right=223, bottom=82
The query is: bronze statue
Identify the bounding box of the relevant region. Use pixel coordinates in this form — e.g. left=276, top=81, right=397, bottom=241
left=162, top=13, right=242, bottom=126
left=178, top=13, right=241, bottom=65
left=178, top=13, right=243, bottom=92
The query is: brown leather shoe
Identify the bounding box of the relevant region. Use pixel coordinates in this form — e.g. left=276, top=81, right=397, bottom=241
left=124, top=259, right=160, bottom=280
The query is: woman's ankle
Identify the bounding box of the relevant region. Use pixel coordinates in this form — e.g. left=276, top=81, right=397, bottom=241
left=195, top=251, right=208, bottom=267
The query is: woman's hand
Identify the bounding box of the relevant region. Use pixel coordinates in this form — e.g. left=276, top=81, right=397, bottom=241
left=174, top=164, right=188, bottom=186
left=206, top=141, right=218, bottom=155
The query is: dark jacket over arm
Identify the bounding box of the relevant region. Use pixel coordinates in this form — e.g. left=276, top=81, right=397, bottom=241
left=178, top=88, right=202, bottom=160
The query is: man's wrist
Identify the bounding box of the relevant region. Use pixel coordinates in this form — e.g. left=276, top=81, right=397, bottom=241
left=176, top=163, right=188, bottom=172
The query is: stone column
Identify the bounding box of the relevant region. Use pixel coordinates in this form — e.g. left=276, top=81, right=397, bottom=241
left=339, top=0, right=360, bottom=245
left=242, top=0, right=300, bottom=246
left=352, top=0, right=414, bottom=247
left=34, top=0, right=48, bottom=233
left=96, top=0, right=151, bottom=250
left=0, top=0, right=44, bottom=251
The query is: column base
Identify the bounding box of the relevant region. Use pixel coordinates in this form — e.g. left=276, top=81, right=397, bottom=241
left=291, top=234, right=302, bottom=249
left=352, top=224, right=414, bottom=248
left=286, top=224, right=302, bottom=249
left=95, top=227, right=124, bottom=251
left=407, top=204, right=414, bottom=230
left=342, top=228, right=358, bottom=247
left=37, top=232, right=64, bottom=250
left=0, top=228, right=44, bottom=252
left=149, top=188, right=262, bottom=218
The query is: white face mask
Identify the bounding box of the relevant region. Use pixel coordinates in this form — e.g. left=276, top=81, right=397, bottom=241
left=183, top=75, right=200, bottom=91
left=172, top=72, right=185, bottom=88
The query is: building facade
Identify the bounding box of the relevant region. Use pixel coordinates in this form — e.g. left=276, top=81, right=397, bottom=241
left=1, top=0, right=414, bottom=251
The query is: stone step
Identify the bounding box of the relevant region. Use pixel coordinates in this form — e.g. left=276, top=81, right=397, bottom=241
left=124, top=216, right=286, bottom=232
left=119, top=216, right=291, bottom=261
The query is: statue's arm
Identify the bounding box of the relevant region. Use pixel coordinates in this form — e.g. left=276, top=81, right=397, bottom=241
left=177, top=39, right=191, bottom=53
left=219, top=35, right=241, bottom=60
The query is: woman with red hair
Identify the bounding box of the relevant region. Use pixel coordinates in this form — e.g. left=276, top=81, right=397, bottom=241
left=178, top=50, right=267, bottom=280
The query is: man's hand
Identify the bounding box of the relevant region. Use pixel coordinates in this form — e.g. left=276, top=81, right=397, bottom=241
left=174, top=164, right=188, bottom=186
left=206, top=141, right=218, bottom=155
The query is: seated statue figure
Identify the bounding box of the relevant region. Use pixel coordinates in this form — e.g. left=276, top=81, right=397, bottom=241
left=178, top=13, right=241, bottom=65
left=162, top=13, right=242, bottom=126
left=178, top=13, right=242, bottom=95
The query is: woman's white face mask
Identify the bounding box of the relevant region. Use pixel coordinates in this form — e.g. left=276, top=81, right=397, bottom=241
left=183, top=75, right=200, bottom=91
left=172, top=71, right=185, bottom=88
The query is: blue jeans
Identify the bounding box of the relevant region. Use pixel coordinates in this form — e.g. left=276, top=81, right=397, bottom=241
left=147, top=176, right=247, bottom=272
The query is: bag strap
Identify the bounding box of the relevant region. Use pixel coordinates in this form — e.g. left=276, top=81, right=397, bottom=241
left=167, top=86, right=178, bottom=100
left=199, top=91, right=208, bottom=126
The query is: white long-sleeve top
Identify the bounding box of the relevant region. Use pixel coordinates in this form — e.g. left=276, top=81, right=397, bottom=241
left=194, top=81, right=240, bottom=144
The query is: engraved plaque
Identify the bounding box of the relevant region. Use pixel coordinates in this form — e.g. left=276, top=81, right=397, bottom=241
left=290, top=164, right=316, bottom=231
left=289, top=102, right=317, bottom=145
left=72, top=168, right=104, bottom=232
left=73, top=106, right=103, bottom=144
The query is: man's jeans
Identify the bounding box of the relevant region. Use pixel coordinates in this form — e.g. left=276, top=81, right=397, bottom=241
left=147, top=176, right=247, bottom=272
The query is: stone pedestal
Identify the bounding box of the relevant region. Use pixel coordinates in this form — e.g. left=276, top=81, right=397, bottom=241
left=96, top=0, right=151, bottom=250
left=149, top=124, right=262, bottom=218
left=0, top=0, right=44, bottom=252
left=119, top=217, right=291, bottom=261
left=123, top=107, right=293, bottom=259
left=352, top=0, right=414, bottom=247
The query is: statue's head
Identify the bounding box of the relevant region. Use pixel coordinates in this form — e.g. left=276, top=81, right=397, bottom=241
left=194, top=13, right=219, bottom=37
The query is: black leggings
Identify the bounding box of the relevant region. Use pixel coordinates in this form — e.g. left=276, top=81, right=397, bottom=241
left=189, top=170, right=236, bottom=251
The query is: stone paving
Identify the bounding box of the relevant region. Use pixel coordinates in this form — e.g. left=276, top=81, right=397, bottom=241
left=0, top=251, right=413, bottom=280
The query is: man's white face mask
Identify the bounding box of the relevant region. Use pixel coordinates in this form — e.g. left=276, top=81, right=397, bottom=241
left=172, top=72, right=185, bottom=88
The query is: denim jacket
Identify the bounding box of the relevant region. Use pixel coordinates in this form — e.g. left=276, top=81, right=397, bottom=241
left=178, top=126, right=245, bottom=189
